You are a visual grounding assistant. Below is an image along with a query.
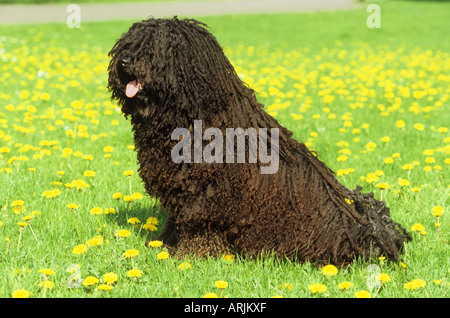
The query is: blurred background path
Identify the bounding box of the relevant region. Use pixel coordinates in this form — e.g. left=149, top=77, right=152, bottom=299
left=0, top=0, right=362, bottom=25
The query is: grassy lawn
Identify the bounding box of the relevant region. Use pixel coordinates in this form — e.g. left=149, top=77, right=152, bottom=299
left=0, top=1, right=449, bottom=298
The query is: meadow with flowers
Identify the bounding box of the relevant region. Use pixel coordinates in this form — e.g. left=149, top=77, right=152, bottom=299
left=1, top=1, right=449, bottom=298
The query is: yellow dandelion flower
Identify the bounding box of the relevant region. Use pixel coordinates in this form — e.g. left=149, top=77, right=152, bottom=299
left=71, top=179, right=90, bottom=190
left=123, top=249, right=139, bottom=258
left=401, top=163, right=414, bottom=170
left=90, top=207, right=103, bottom=215
left=72, top=244, right=88, bottom=255
left=215, top=280, right=228, bottom=289
left=124, top=170, right=134, bottom=176
left=38, top=268, right=56, bottom=276
left=337, top=155, right=347, bottom=162
left=413, top=123, right=425, bottom=131
left=82, top=276, right=99, bottom=287
left=22, top=215, right=30, bottom=221
left=366, top=142, right=377, bottom=149
left=404, top=279, right=426, bottom=290
left=83, top=170, right=96, bottom=177
left=431, top=206, right=444, bottom=217
left=178, top=262, right=192, bottom=270
left=39, top=281, right=54, bottom=289
left=376, top=182, right=390, bottom=190
left=127, top=269, right=143, bottom=278
left=203, top=292, right=219, bottom=298
left=11, top=200, right=25, bottom=207
left=157, top=251, right=170, bottom=260
left=131, top=192, right=143, bottom=200
left=20, top=90, right=30, bottom=99
left=146, top=217, right=158, bottom=225
left=20, top=215, right=31, bottom=222
left=127, top=217, right=140, bottom=224
left=381, top=136, right=390, bottom=143
left=112, top=192, right=123, bottom=199
left=64, top=183, right=76, bottom=189
left=398, top=178, right=410, bottom=187
left=143, top=223, right=157, bottom=231
left=104, top=208, right=116, bottom=214
left=365, top=173, right=378, bottom=183
left=354, top=290, right=371, bottom=298
left=395, top=120, right=406, bottom=128
left=123, top=195, right=133, bottom=202
left=223, top=254, right=234, bottom=262
left=96, top=284, right=113, bottom=291
left=411, top=223, right=425, bottom=232
left=280, top=283, right=292, bottom=291
left=322, top=265, right=338, bottom=276
left=116, top=229, right=131, bottom=238
left=147, top=240, right=163, bottom=248
left=86, top=235, right=103, bottom=247
left=308, top=283, right=327, bottom=294
left=338, top=281, right=352, bottom=290
left=377, top=273, right=391, bottom=284
left=66, top=203, right=79, bottom=210
left=13, top=203, right=25, bottom=214
left=103, top=272, right=118, bottom=285
left=12, top=289, right=30, bottom=298
left=41, top=189, right=60, bottom=198
left=103, top=146, right=114, bottom=152
left=290, top=113, right=303, bottom=120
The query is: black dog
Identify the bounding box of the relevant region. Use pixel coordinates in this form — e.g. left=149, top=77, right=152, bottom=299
left=108, top=17, right=410, bottom=265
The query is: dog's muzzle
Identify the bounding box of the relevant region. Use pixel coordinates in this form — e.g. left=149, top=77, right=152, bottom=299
left=117, top=56, right=143, bottom=98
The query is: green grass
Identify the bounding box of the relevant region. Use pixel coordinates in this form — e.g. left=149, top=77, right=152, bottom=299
left=0, top=1, right=449, bottom=298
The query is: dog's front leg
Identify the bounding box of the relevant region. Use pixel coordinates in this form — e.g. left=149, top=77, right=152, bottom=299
left=174, top=227, right=230, bottom=259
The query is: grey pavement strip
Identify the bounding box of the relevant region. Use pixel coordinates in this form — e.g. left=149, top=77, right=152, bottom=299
left=0, top=0, right=361, bottom=25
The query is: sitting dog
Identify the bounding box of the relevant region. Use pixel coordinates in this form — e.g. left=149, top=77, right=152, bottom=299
left=108, top=17, right=410, bottom=265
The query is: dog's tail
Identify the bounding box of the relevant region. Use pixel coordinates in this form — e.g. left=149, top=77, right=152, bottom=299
left=289, top=142, right=412, bottom=263
left=348, top=186, right=412, bottom=260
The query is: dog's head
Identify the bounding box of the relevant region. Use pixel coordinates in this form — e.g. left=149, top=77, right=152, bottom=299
left=108, top=17, right=249, bottom=120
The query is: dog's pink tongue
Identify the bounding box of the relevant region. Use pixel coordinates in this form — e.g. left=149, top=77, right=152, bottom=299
left=126, top=80, right=140, bottom=98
